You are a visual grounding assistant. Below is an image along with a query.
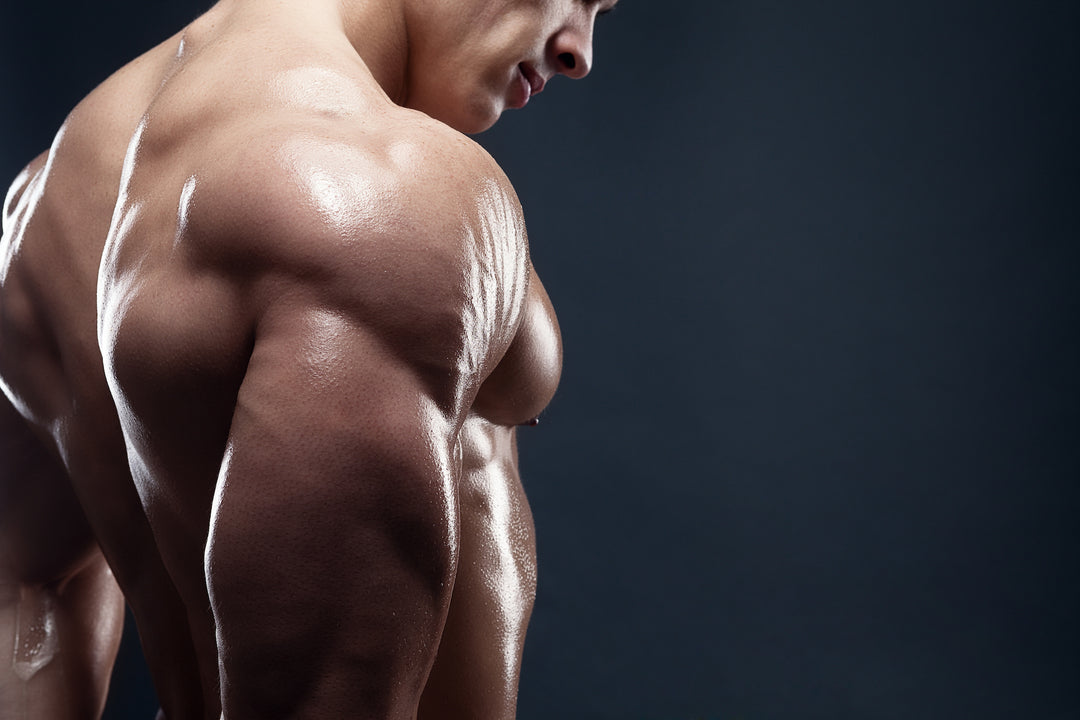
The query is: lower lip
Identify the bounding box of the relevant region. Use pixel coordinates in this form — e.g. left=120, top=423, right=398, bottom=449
left=508, top=67, right=531, bottom=109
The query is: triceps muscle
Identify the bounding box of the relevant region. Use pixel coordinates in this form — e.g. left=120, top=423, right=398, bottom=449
left=204, top=306, right=462, bottom=719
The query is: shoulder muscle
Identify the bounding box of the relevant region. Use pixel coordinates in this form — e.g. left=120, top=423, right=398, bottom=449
left=173, top=116, right=530, bottom=418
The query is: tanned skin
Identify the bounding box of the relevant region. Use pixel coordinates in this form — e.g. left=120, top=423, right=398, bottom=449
left=1, top=32, right=211, bottom=720
left=0, top=0, right=613, bottom=716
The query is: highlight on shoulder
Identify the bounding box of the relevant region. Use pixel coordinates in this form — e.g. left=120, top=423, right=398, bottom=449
left=2, top=152, right=47, bottom=237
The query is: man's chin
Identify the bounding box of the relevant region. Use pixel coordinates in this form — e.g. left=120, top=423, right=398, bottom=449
left=450, top=101, right=502, bottom=135
left=406, top=91, right=501, bottom=135
left=462, top=115, right=500, bottom=135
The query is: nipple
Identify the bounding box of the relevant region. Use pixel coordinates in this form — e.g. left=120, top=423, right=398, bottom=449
left=12, top=588, right=58, bottom=681
left=518, top=417, right=540, bottom=427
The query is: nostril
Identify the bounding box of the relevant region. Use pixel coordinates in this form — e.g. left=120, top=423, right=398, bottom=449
left=558, top=52, right=576, bottom=71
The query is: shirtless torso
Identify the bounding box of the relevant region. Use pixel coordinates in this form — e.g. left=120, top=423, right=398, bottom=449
left=1, top=32, right=206, bottom=719
left=0, top=0, right=611, bottom=715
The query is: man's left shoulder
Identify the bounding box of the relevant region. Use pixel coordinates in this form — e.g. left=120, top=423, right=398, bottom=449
left=372, top=109, right=525, bottom=234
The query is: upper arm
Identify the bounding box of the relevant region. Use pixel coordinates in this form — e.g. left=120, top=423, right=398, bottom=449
left=202, top=131, right=530, bottom=718
left=206, top=305, right=459, bottom=718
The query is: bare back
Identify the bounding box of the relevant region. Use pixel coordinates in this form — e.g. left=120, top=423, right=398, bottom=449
left=93, top=4, right=561, bottom=719
left=1, top=31, right=214, bottom=720
left=2, top=0, right=563, bottom=716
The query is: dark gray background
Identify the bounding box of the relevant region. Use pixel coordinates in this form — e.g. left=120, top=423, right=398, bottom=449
left=2, top=1, right=1077, bottom=719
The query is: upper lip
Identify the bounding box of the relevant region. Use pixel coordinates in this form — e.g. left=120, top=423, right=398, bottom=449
left=519, top=63, right=546, bottom=97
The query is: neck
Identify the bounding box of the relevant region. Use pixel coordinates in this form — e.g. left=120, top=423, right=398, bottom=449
left=201, top=0, right=412, bottom=104
left=339, top=0, right=411, bottom=104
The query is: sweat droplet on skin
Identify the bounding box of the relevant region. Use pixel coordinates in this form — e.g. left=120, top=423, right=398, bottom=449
left=12, top=589, right=58, bottom=682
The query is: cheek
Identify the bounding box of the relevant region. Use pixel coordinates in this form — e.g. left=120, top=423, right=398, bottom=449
left=406, top=66, right=502, bottom=134
left=471, top=10, right=539, bottom=62
left=445, top=39, right=516, bottom=107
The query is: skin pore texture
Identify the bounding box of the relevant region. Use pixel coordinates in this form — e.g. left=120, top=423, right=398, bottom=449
left=0, top=0, right=613, bottom=716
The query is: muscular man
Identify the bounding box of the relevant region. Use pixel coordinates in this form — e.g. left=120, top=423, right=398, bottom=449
left=2, top=0, right=613, bottom=717
left=2, top=32, right=210, bottom=719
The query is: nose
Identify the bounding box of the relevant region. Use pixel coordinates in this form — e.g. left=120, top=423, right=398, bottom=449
left=550, top=19, right=594, bottom=79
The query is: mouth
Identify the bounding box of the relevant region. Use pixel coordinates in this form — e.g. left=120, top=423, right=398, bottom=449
left=508, top=64, right=540, bottom=110
left=519, top=63, right=546, bottom=97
